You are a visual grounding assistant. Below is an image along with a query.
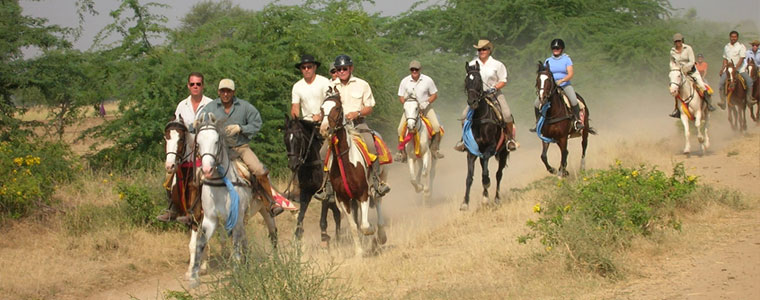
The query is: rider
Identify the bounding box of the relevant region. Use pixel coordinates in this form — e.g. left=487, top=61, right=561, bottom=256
left=316, top=54, right=391, bottom=198
left=291, top=54, right=330, bottom=123
left=395, top=60, right=443, bottom=162
left=157, top=72, right=214, bottom=222
left=670, top=33, right=715, bottom=118
left=329, top=62, right=338, bottom=81
left=745, top=39, right=759, bottom=103
left=454, top=39, right=518, bottom=152
left=200, top=78, right=283, bottom=216
left=530, top=38, right=584, bottom=131
left=696, top=53, right=708, bottom=78
left=718, top=31, right=748, bottom=109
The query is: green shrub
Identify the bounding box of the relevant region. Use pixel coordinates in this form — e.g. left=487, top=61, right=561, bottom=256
left=519, top=161, right=700, bottom=276
left=0, top=138, right=76, bottom=220
left=115, top=181, right=175, bottom=231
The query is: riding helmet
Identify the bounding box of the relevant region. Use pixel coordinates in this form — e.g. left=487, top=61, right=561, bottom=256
left=550, top=39, right=565, bottom=50
left=334, top=54, right=353, bottom=67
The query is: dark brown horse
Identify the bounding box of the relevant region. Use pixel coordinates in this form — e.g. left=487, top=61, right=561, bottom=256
left=461, top=61, right=510, bottom=211
left=283, top=116, right=341, bottom=245
left=722, top=61, right=748, bottom=132
left=320, top=87, right=387, bottom=256
left=535, top=62, right=593, bottom=176
left=747, top=58, right=759, bottom=122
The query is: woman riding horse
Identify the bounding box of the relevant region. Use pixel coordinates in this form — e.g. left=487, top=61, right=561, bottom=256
left=668, top=33, right=715, bottom=118
left=532, top=39, right=585, bottom=130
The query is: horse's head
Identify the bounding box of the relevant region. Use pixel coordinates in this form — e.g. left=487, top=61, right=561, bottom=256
left=284, top=115, right=308, bottom=170
left=668, top=69, right=684, bottom=97
left=164, top=115, right=187, bottom=173
left=536, top=61, right=556, bottom=105
left=403, top=93, right=420, bottom=132
left=748, top=58, right=757, bottom=79
left=195, top=112, right=224, bottom=179
left=465, top=61, right=483, bottom=109
left=725, top=60, right=737, bottom=89
left=320, top=86, right=344, bottom=134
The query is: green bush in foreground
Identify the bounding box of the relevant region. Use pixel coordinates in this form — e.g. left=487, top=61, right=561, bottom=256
left=518, top=161, right=701, bottom=277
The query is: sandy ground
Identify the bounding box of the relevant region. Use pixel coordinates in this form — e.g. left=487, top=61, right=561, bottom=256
left=2, top=91, right=759, bottom=299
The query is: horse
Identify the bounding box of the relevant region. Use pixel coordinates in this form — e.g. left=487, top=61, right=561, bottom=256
left=320, top=87, right=387, bottom=256
left=747, top=58, right=759, bottom=122
left=461, top=61, right=510, bottom=211
left=283, top=115, right=341, bottom=245
left=163, top=117, right=207, bottom=280
left=535, top=61, right=592, bottom=176
left=722, top=61, right=748, bottom=132
left=399, top=94, right=436, bottom=203
left=188, top=112, right=278, bottom=287
left=668, top=64, right=710, bottom=155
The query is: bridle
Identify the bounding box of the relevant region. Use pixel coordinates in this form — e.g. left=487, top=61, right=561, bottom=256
left=286, top=121, right=319, bottom=170
left=404, top=96, right=421, bottom=132
left=537, top=70, right=558, bottom=106
left=196, top=123, right=230, bottom=180
left=465, top=68, right=485, bottom=108
left=165, top=122, right=191, bottom=169
left=669, top=68, right=696, bottom=103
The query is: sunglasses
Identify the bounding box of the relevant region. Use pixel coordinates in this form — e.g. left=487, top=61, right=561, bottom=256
left=410, top=68, right=420, bottom=72
left=188, top=82, right=202, bottom=87
left=336, top=67, right=350, bottom=72
left=551, top=47, right=562, bottom=50
left=330, top=70, right=336, bottom=74
left=300, top=64, right=315, bottom=70
left=477, top=48, right=490, bottom=52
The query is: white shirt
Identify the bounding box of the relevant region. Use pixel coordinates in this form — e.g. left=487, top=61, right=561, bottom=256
left=397, top=74, right=438, bottom=106
left=332, top=76, right=375, bottom=115
left=469, top=56, right=508, bottom=90
left=723, top=42, right=747, bottom=72
left=745, top=49, right=760, bottom=70
left=291, top=75, right=331, bottom=119
left=174, top=95, right=213, bottom=160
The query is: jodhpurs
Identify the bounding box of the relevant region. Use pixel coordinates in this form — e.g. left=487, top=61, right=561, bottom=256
left=231, top=144, right=267, bottom=176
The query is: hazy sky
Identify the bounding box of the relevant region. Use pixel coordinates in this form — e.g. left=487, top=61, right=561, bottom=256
left=18, top=0, right=760, bottom=51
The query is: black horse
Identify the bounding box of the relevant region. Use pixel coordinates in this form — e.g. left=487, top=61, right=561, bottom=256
left=461, top=61, right=510, bottom=210
left=535, top=62, right=593, bottom=176
left=283, top=115, right=341, bottom=244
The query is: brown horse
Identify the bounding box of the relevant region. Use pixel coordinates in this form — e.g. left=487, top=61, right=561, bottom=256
left=747, top=58, right=759, bottom=122
left=320, top=87, right=387, bottom=256
left=162, top=117, right=206, bottom=280
left=535, top=62, right=593, bottom=176
left=722, top=61, right=748, bottom=132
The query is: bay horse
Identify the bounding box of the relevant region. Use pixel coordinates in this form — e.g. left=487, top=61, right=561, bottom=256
left=668, top=63, right=710, bottom=155
left=461, top=61, right=510, bottom=211
left=320, top=87, right=387, bottom=256
left=747, top=58, right=759, bottom=122
left=188, top=112, right=278, bottom=287
left=722, top=61, right=748, bottom=132
left=535, top=62, right=592, bottom=176
left=163, top=117, right=207, bottom=280
left=283, top=115, right=341, bottom=245
left=399, top=94, right=436, bottom=203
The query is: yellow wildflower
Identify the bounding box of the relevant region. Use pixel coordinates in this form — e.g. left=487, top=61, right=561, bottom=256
left=533, top=203, right=541, bottom=213
left=632, top=170, right=639, bottom=177
left=615, top=159, right=622, bottom=166
left=119, top=193, right=125, bottom=200
left=13, top=157, right=23, bottom=166
left=564, top=204, right=571, bottom=212
left=687, top=175, right=697, bottom=182
left=546, top=246, right=552, bottom=251
left=103, top=179, right=109, bottom=183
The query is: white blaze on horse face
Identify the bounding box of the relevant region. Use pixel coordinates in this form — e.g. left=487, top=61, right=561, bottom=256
left=403, top=100, right=419, bottom=130
left=727, top=66, right=734, bottom=81
left=165, top=130, right=181, bottom=171
left=538, top=74, right=550, bottom=99
left=669, top=70, right=681, bottom=96
left=197, top=127, right=219, bottom=178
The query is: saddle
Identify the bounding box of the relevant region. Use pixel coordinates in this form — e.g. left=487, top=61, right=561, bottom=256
left=484, top=93, right=506, bottom=126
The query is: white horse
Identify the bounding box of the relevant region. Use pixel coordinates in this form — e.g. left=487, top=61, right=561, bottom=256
left=163, top=118, right=208, bottom=281
left=188, top=112, right=278, bottom=287
left=401, top=95, right=436, bottom=203
left=669, top=66, right=710, bottom=155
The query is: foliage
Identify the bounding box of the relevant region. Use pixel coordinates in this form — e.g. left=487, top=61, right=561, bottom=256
left=202, top=242, right=356, bottom=300
left=0, top=138, right=76, bottom=220
left=518, top=161, right=699, bottom=276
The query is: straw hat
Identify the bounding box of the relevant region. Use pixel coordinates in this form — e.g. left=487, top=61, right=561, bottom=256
left=473, top=39, right=493, bottom=50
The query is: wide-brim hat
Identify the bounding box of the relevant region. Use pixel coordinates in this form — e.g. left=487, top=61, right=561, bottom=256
left=295, top=54, right=321, bottom=69
left=218, top=78, right=235, bottom=91
left=751, top=40, right=760, bottom=46
left=473, top=39, right=493, bottom=50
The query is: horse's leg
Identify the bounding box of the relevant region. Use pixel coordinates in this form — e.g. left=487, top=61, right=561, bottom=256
left=541, top=142, right=554, bottom=174
left=422, top=151, right=434, bottom=204
left=329, top=201, right=341, bottom=242
left=337, top=198, right=363, bottom=257
left=185, top=228, right=199, bottom=280
left=681, top=114, right=691, bottom=154
left=294, top=192, right=310, bottom=241
left=494, top=150, right=508, bottom=204
left=581, top=124, right=589, bottom=171
left=358, top=193, right=374, bottom=236
left=480, top=156, right=491, bottom=205
left=258, top=200, right=278, bottom=248
left=558, top=138, right=569, bottom=177
left=319, top=198, right=331, bottom=245
left=190, top=213, right=217, bottom=287
left=461, top=153, right=477, bottom=211
left=407, top=152, right=422, bottom=193
left=374, top=195, right=387, bottom=245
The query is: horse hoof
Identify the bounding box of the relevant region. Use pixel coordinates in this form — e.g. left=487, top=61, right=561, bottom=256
left=376, top=226, right=387, bottom=245
left=184, top=272, right=193, bottom=281
left=460, top=203, right=469, bottom=211
left=697, top=136, right=704, bottom=143
left=560, top=170, right=569, bottom=177
left=361, top=226, right=375, bottom=236
left=188, top=277, right=200, bottom=289
left=481, top=197, right=490, bottom=205
left=547, top=167, right=556, bottom=174
left=294, top=227, right=304, bottom=240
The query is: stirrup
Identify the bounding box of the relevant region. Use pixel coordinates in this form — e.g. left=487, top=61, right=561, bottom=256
left=176, top=215, right=193, bottom=225
left=574, top=121, right=584, bottom=131
left=529, top=126, right=537, bottom=133
left=394, top=152, right=406, bottom=162
left=314, top=188, right=329, bottom=201
left=717, top=101, right=726, bottom=109
left=453, top=141, right=466, bottom=152
left=374, top=182, right=391, bottom=197
left=156, top=210, right=176, bottom=222
left=669, top=109, right=680, bottom=118
left=507, top=139, right=518, bottom=151
left=433, top=151, right=444, bottom=159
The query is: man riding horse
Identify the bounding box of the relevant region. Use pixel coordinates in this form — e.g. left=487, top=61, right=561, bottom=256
left=395, top=60, right=443, bottom=162
left=669, top=33, right=715, bottom=118
left=719, top=31, right=751, bottom=109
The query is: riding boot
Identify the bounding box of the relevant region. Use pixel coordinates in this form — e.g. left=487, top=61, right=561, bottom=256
left=505, top=122, right=518, bottom=151
left=371, top=161, right=390, bottom=197
left=529, top=107, right=540, bottom=132
left=453, top=140, right=466, bottom=152
left=394, top=148, right=407, bottom=163
left=704, top=92, right=716, bottom=111
left=255, top=172, right=284, bottom=217
left=571, top=104, right=584, bottom=131
left=432, top=134, right=444, bottom=159
left=669, top=98, right=681, bottom=118
left=718, top=90, right=727, bottom=109
left=314, top=172, right=332, bottom=201
left=157, top=173, right=179, bottom=222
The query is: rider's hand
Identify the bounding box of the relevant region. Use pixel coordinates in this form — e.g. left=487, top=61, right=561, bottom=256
left=419, top=102, right=429, bottom=111
left=225, top=124, right=241, bottom=136
left=312, top=113, right=323, bottom=122
left=347, top=111, right=360, bottom=120
left=486, top=88, right=496, bottom=94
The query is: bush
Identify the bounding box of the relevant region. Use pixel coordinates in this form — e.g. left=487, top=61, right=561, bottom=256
left=0, top=138, right=76, bottom=220
left=518, top=161, right=700, bottom=276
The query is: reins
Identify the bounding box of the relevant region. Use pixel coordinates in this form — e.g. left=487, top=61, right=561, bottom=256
left=282, top=121, right=319, bottom=199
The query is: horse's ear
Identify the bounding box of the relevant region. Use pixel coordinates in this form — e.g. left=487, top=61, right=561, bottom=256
left=284, top=113, right=290, bottom=123
left=209, top=113, right=217, bottom=124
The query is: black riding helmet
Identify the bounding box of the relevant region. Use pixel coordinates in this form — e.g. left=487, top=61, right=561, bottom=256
left=334, top=54, right=353, bottom=67
left=551, top=39, right=565, bottom=50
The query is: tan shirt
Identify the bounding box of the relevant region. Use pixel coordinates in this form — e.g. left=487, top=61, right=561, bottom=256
left=332, top=75, right=375, bottom=115
left=670, top=44, right=696, bottom=73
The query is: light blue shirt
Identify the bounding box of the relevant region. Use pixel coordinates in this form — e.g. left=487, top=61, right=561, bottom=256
left=545, top=53, right=573, bottom=87
left=746, top=49, right=760, bottom=70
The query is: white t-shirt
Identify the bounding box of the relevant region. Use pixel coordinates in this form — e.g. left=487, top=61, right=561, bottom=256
left=723, top=42, right=747, bottom=72
left=174, top=95, right=213, bottom=160
left=291, top=75, right=331, bottom=119
left=469, top=56, right=508, bottom=90
left=397, top=74, right=438, bottom=106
